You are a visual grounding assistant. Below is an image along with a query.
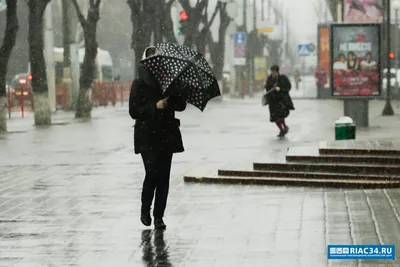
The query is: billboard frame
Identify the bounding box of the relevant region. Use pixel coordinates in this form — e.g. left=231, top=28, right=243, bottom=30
left=329, top=23, right=382, bottom=99
left=342, top=0, right=384, bottom=24
left=317, top=23, right=330, bottom=89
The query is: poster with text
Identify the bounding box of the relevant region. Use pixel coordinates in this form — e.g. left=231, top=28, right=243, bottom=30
left=331, top=24, right=380, bottom=97
left=343, top=0, right=383, bottom=23
left=254, top=56, right=268, bottom=82
left=318, top=26, right=330, bottom=87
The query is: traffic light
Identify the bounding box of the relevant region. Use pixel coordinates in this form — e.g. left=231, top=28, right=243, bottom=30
left=177, top=11, right=189, bottom=35
left=389, top=52, right=395, bottom=59
left=180, top=11, right=188, bottom=20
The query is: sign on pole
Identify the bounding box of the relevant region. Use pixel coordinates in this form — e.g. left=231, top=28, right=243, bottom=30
left=234, top=32, right=246, bottom=45
left=297, top=44, right=311, bottom=57
left=0, top=0, right=6, bottom=12
left=257, top=27, right=274, bottom=33
left=234, top=32, right=246, bottom=65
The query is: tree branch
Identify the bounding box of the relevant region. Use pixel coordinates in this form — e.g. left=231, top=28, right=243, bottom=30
left=179, top=0, right=192, bottom=12
left=71, top=0, right=86, bottom=26
left=95, top=0, right=101, bottom=8
left=198, top=0, right=208, bottom=12
left=203, top=1, right=219, bottom=30
left=166, top=0, right=174, bottom=8
left=127, top=0, right=140, bottom=16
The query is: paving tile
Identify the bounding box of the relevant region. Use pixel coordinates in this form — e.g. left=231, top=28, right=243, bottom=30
left=1, top=99, right=400, bottom=266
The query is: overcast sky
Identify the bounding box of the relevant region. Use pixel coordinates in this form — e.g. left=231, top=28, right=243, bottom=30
left=205, top=0, right=330, bottom=44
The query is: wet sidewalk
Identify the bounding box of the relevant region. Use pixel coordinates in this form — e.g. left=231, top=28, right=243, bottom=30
left=1, top=98, right=400, bottom=266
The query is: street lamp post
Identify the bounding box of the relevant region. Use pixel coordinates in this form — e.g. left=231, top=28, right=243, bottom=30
left=393, top=0, right=400, bottom=98
left=382, top=0, right=395, bottom=115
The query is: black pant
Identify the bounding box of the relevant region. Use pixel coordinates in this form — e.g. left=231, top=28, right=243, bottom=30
left=141, top=151, right=173, bottom=219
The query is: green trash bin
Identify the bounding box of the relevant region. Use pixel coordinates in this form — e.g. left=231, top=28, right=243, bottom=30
left=335, top=122, right=356, bottom=140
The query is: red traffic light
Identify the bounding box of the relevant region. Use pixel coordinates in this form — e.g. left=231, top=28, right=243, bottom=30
left=28, top=73, right=32, bottom=80
left=179, top=11, right=188, bottom=20
left=389, top=52, right=395, bottom=59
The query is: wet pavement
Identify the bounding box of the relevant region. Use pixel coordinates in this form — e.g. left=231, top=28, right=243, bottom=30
left=1, top=98, right=400, bottom=266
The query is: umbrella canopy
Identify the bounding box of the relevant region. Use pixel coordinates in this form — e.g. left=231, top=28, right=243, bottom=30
left=140, top=42, right=221, bottom=111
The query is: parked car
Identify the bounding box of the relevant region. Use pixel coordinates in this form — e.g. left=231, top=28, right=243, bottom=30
left=9, top=73, right=32, bottom=101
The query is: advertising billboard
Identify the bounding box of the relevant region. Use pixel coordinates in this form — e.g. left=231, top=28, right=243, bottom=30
left=343, top=0, right=383, bottom=23
left=254, top=56, right=268, bottom=82
left=330, top=24, right=381, bottom=97
left=318, top=25, right=330, bottom=88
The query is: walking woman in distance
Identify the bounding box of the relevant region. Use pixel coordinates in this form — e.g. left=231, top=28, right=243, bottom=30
left=129, top=46, right=187, bottom=230
left=264, top=65, right=295, bottom=138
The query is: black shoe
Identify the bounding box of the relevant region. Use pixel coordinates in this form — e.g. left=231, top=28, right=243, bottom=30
left=154, top=218, right=166, bottom=230
left=141, top=210, right=151, bottom=227
left=277, top=131, right=285, bottom=137
left=284, top=125, right=289, bottom=135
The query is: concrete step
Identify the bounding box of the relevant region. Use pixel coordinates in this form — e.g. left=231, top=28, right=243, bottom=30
left=217, top=169, right=400, bottom=181
left=287, top=146, right=400, bottom=165
left=253, top=162, right=400, bottom=175
left=319, top=139, right=400, bottom=156
left=184, top=172, right=400, bottom=189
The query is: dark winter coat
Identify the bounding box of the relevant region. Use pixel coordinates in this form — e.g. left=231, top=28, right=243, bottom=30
left=129, top=65, right=186, bottom=154
left=264, top=74, right=295, bottom=122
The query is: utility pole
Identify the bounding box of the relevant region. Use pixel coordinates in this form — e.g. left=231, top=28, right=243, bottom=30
left=396, top=9, right=399, bottom=70
left=62, top=0, right=71, bottom=70
left=285, top=15, right=289, bottom=61
left=262, top=0, right=265, bottom=20
left=243, top=0, right=250, bottom=97
left=382, top=0, right=394, bottom=115
left=62, top=0, right=73, bottom=109
left=268, top=0, right=271, bottom=20
left=248, top=0, right=257, bottom=97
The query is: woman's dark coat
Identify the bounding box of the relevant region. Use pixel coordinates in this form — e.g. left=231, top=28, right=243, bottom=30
left=264, top=74, right=295, bottom=122
left=129, top=66, right=186, bottom=154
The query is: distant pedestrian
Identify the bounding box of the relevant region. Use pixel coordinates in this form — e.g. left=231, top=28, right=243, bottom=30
left=293, top=70, right=301, bottom=90
left=264, top=65, right=295, bottom=138
left=314, top=65, right=327, bottom=98
left=129, top=46, right=187, bottom=230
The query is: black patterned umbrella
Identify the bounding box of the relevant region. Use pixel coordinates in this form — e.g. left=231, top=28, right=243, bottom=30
left=139, top=42, right=221, bottom=111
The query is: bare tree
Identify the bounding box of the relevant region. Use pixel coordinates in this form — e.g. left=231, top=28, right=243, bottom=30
left=127, top=0, right=153, bottom=76
left=0, top=0, right=19, bottom=132
left=326, top=0, right=338, bottom=22
left=206, top=2, right=230, bottom=80
left=152, top=0, right=178, bottom=44
left=27, top=0, right=52, bottom=126
left=71, top=0, right=102, bottom=118
left=179, top=0, right=209, bottom=48
left=161, top=0, right=178, bottom=43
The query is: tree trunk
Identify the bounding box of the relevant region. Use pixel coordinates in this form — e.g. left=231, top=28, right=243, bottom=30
left=128, top=0, right=153, bottom=77
left=153, top=1, right=162, bottom=44
left=179, top=0, right=209, bottom=49
left=0, top=97, right=7, bottom=133
left=0, top=0, right=19, bottom=132
left=28, top=0, right=52, bottom=126
left=33, top=93, right=51, bottom=125
left=208, top=3, right=230, bottom=81
left=161, top=0, right=178, bottom=43
left=62, top=0, right=71, bottom=69
left=75, top=5, right=100, bottom=119
left=62, top=0, right=74, bottom=110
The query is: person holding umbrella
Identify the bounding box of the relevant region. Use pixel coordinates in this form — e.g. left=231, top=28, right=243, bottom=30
left=130, top=43, right=220, bottom=230
left=129, top=46, right=187, bottom=230
left=264, top=65, right=295, bottom=138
